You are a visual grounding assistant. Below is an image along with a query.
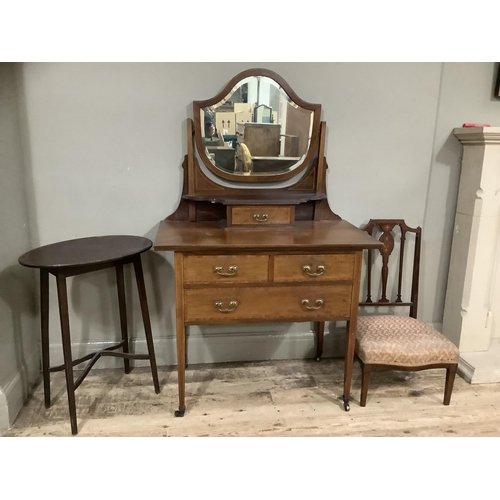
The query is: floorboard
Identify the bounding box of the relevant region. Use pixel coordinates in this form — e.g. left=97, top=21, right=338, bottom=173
left=2, top=358, right=499, bottom=437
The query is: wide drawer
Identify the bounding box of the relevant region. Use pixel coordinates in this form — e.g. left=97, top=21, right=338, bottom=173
left=184, top=284, right=352, bottom=323
left=183, top=254, right=269, bottom=284
left=229, top=205, right=294, bottom=226
left=273, top=253, right=355, bottom=282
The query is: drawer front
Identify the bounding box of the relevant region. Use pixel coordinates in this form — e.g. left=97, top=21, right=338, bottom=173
left=183, top=254, right=269, bottom=284
left=184, top=285, right=352, bottom=323
left=273, top=253, right=355, bottom=282
left=229, top=205, right=294, bottom=226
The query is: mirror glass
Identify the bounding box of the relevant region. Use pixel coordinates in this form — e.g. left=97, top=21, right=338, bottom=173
left=200, top=76, right=315, bottom=177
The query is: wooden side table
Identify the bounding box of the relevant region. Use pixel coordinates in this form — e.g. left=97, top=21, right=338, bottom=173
left=19, top=235, right=161, bottom=435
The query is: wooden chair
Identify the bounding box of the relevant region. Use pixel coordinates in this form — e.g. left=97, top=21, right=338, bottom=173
left=355, top=219, right=459, bottom=407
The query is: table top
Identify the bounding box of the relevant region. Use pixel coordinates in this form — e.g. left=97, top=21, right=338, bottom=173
left=153, top=219, right=382, bottom=253
left=18, top=235, right=152, bottom=269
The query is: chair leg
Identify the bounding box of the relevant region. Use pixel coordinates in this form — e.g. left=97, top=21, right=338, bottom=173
left=316, top=321, right=324, bottom=361
left=40, top=269, right=51, bottom=409
left=443, top=364, right=457, bottom=405
left=133, top=256, right=160, bottom=394
left=55, top=273, right=78, bottom=436
left=360, top=362, right=371, bottom=407
left=115, top=263, right=131, bottom=374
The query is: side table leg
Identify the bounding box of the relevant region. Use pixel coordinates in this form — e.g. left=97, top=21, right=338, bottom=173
left=133, top=256, right=160, bottom=394
left=55, top=273, right=78, bottom=435
left=40, top=269, right=51, bottom=408
left=115, top=263, right=131, bottom=374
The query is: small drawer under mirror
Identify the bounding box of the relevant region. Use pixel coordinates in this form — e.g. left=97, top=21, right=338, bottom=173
left=227, top=205, right=295, bottom=226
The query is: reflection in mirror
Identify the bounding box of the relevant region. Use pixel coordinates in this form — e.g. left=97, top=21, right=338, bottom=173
left=201, top=75, right=314, bottom=177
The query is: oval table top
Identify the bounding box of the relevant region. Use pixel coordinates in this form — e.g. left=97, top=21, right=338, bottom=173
left=19, top=235, right=152, bottom=269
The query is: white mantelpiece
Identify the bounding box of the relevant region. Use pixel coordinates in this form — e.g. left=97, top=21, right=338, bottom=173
left=443, top=127, right=500, bottom=383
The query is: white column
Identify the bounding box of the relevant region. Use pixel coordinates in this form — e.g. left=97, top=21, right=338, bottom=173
left=443, top=127, right=500, bottom=383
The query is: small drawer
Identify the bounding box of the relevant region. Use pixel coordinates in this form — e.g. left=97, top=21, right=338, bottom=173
left=183, top=254, right=269, bottom=284
left=228, top=205, right=294, bottom=226
left=273, top=253, right=355, bottom=282
left=184, top=284, right=352, bottom=324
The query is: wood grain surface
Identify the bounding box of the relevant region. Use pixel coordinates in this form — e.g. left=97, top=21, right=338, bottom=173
left=4, top=359, right=499, bottom=437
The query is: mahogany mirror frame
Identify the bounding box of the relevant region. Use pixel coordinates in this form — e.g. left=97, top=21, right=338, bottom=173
left=192, top=68, right=322, bottom=184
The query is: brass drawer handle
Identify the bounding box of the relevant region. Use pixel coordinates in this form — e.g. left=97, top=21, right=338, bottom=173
left=253, top=214, right=269, bottom=222
left=302, top=265, right=326, bottom=277
left=214, top=300, right=239, bottom=313
left=301, top=298, right=324, bottom=310
left=214, top=265, right=238, bottom=276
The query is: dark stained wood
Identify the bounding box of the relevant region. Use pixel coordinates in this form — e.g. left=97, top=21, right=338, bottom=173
left=444, top=366, right=458, bottom=405
left=362, top=219, right=422, bottom=316
left=355, top=219, right=458, bottom=408
left=182, top=192, right=327, bottom=205
left=192, top=68, right=322, bottom=183
left=116, top=263, right=130, bottom=374
left=357, top=356, right=459, bottom=406
left=18, top=235, right=152, bottom=269
left=55, top=273, right=78, bottom=435
left=18, top=235, right=160, bottom=435
left=40, top=269, right=51, bottom=409
left=314, top=121, right=328, bottom=222
left=133, top=256, right=161, bottom=394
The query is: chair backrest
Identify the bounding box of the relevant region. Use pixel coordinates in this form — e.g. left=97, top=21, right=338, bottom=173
left=359, top=219, right=422, bottom=318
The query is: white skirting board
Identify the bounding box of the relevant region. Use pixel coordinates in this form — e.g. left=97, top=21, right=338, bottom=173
left=0, top=349, right=40, bottom=429
left=458, top=339, right=500, bottom=384
left=46, top=323, right=349, bottom=370
left=44, top=321, right=446, bottom=370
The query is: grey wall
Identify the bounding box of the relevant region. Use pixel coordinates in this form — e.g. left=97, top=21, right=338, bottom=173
left=0, top=63, right=39, bottom=428
left=421, top=62, right=500, bottom=329
left=2, top=62, right=499, bottom=427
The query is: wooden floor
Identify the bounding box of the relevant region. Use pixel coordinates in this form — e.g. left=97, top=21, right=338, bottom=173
left=2, top=358, right=500, bottom=437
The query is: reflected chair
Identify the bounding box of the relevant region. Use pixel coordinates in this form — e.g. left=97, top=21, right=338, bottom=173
left=355, top=219, right=459, bottom=407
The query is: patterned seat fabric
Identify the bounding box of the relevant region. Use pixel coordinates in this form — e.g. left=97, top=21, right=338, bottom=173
left=356, top=315, right=459, bottom=367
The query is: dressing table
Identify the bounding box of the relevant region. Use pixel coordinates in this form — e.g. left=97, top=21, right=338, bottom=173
left=153, top=68, right=382, bottom=416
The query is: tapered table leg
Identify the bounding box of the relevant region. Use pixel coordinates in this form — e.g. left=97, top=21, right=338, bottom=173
left=116, top=263, right=131, bottom=374
left=55, top=273, right=78, bottom=435
left=133, top=256, right=160, bottom=394
left=174, top=252, right=185, bottom=417
left=40, top=269, right=51, bottom=409
left=175, top=319, right=186, bottom=417
left=343, top=250, right=362, bottom=411
left=342, top=320, right=356, bottom=412
left=316, top=321, right=324, bottom=361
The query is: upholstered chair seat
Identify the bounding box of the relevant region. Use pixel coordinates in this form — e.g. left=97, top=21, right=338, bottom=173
left=356, top=315, right=459, bottom=367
